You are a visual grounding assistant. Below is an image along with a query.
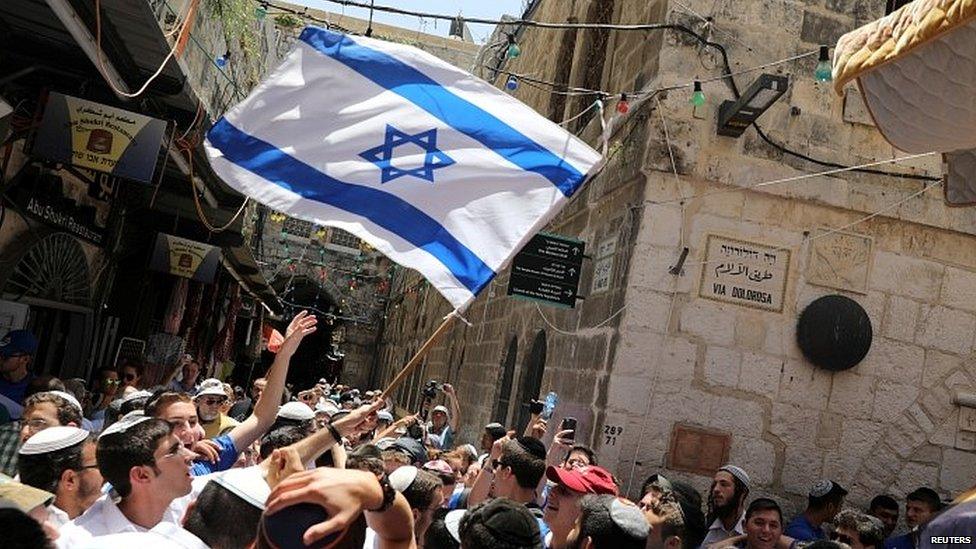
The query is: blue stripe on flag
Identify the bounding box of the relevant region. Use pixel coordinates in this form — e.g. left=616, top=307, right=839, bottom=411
left=299, top=27, right=586, bottom=198
left=208, top=119, right=495, bottom=295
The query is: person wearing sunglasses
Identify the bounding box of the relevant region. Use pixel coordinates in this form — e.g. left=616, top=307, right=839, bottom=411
left=18, top=426, right=103, bottom=527
left=0, top=329, right=39, bottom=407
left=90, top=366, right=121, bottom=417
left=119, top=359, right=145, bottom=392
left=194, top=378, right=240, bottom=440
left=831, top=509, right=885, bottom=549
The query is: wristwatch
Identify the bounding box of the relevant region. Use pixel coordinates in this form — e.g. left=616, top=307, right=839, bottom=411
left=367, top=474, right=396, bottom=513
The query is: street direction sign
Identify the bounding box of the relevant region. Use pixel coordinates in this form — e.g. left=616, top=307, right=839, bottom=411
left=507, top=233, right=585, bottom=308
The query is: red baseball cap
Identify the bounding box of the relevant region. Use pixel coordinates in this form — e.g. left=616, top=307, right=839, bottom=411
left=546, top=465, right=618, bottom=495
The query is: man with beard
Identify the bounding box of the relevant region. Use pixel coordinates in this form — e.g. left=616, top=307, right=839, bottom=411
left=57, top=416, right=197, bottom=546
left=702, top=465, right=750, bottom=546
left=17, top=426, right=103, bottom=528
left=194, top=378, right=239, bottom=439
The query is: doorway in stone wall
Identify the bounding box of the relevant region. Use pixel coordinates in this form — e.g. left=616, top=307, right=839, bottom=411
left=493, top=335, right=518, bottom=424
left=514, top=330, right=547, bottom=432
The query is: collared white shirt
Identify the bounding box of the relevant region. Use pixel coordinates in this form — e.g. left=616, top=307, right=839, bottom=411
left=48, top=504, right=71, bottom=529
left=75, top=521, right=209, bottom=549
left=57, top=493, right=147, bottom=548
left=700, top=513, right=745, bottom=548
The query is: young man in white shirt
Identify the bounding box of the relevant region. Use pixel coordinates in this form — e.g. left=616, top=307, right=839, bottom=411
left=57, top=416, right=195, bottom=547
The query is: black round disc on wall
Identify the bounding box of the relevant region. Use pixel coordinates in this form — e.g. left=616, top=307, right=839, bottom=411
left=796, top=294, right=872, bottom=371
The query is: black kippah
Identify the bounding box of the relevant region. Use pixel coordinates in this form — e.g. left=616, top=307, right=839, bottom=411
left=516, top=436, right=546, bottom=460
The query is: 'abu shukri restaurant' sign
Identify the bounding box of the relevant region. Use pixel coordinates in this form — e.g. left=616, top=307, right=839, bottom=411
left=32, top=92, right=167, bottom=184
left=698, top=234, right=790, bottom=313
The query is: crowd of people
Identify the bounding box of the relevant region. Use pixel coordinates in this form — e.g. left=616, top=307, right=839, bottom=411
left=0, top=311, right=973, bottom=548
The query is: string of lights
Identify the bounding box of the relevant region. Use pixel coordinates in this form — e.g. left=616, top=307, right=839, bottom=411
left=491, top=49, right=819, bottom=99
left=316, top=0, right=740, bottom=30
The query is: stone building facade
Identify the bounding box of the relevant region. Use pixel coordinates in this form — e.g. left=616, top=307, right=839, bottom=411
left=368, top=0, right=976, bottom=521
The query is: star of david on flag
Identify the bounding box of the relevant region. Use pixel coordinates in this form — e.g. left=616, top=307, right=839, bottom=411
left=359, top=125, right=455, bottom=184
left=204, top=27, right=601, bottom=310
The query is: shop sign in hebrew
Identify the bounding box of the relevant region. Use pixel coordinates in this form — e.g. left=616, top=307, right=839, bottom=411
left=806, top=229, right=873, bottom=294
left=699, top=235, right=790, bottom=312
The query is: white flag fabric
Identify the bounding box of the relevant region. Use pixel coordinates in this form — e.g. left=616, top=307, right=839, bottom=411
left=205, top=27, right=601, bottom=310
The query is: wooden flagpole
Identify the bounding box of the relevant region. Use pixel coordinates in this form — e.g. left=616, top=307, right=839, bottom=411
left=380, top=312, right=458, bottom=398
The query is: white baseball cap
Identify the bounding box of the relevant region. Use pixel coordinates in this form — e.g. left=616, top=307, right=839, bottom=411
left=195, top=378, right=227, bottom=399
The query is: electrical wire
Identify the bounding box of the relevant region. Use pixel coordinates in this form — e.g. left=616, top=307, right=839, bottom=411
left=95, top=0, right=196, bottom=98
left=534, top=303, right=627, bottom=336
left=181, top=147, right=250, bottom=232
left=647, top=151, right=938, bottom=206
left=558, top=100, right=602, bottom=126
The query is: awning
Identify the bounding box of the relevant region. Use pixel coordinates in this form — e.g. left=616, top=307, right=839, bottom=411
left=832, top=0, right=976, bottom=203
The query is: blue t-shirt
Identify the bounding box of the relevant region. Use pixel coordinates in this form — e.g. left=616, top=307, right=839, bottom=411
left=189, top=434, right=238, bottom=476
left=0, top=374, right=33, bottom=407
left=426, top=424, right=455, bottom=450
left=885, top=533, right=915, bottom=549
left=785, top=514, right=825, bottom=541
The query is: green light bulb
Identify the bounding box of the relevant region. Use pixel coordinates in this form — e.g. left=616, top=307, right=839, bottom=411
left=815, top=60, right=832, bottom=82
left=255, top=6, right=267, bottom=19
left=815, top=46, right=832, bottom=82
left=690, top=81, right=705, bottom=107
left=507, top=43, right=521, bottom=59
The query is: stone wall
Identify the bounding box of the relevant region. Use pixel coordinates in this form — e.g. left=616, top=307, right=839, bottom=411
left=368, top=0, right=976, bottom=527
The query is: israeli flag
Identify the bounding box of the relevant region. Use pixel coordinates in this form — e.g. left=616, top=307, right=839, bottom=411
left=205, top=27, right=601, bottom=310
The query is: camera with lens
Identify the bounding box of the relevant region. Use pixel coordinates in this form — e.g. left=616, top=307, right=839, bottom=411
left=422, top=380, right=441, bottom=399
